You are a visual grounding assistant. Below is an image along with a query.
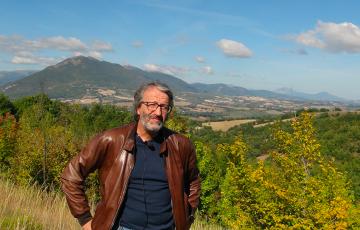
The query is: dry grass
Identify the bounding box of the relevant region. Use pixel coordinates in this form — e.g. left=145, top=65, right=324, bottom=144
left=0, top=179, right=223, bottom=230
left=203, top=119, right=256, bottom=132
left=191, top=219, right=224, bottom=230
left=0, top=179, right=79, bottom=230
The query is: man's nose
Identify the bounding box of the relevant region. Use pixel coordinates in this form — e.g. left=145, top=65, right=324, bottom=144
left=153, top=105, right=162, bottom=115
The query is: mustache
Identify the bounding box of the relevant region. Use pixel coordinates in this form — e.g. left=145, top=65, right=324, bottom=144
left=145, top=114, right=163, bottom=121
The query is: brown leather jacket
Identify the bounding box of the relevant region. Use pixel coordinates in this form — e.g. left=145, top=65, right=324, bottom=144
left=61, top=122, right=201, bottom=230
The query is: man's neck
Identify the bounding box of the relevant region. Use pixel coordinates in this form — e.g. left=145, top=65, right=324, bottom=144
left=136, top=125, right=158, bottom=142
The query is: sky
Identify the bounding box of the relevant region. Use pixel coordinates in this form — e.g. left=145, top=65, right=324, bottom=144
left=1, top=0, right=360, bottom=100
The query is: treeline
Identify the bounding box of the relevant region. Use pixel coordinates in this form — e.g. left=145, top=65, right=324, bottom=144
left=0, top=93, right=359, bottom=229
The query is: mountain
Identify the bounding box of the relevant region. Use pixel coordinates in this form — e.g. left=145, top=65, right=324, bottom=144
left=276, top=87, right=345, bottom=102
left=0, top=70, right=37, bottom=85
left=1, top=56, right=196, bottom=99
left=0, top=56, right=346, bottom=103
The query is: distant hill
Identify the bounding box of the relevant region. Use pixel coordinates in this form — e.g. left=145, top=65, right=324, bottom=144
left=0, top=70, right=37, bottom=85
left=0, top=56, right=346, bottom=103
left=191, top=83, right=303, bottom=100
left=276, top=87, right=345, bottom=102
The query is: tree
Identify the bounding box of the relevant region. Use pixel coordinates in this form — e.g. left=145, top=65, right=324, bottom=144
left=0, top=93, right=16, bottom=116
left=195, top=141, right=222, bottom=221
left=218, top=135, right=257, bottom=229
left=251, top=113, right=356, bottom=228
left=0, top=113, right=17, bottom=171
left=217, top=113, right=358, bottom=229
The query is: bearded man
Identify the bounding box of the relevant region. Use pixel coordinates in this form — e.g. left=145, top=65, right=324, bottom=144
left=61, top=82, right=201, bottom=230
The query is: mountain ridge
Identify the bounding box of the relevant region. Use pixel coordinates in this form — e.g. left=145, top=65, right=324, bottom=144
left=0, top=70, right=37, bottom=85
left=0, top=56, right=346, bottom=102
left=275, top=87, right=345, bottom=102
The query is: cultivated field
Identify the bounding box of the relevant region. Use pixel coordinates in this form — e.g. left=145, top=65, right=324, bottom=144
left=203, top=119, right=256, bottom=131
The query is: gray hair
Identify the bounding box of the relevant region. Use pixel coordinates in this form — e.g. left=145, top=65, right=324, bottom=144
left=133, top=81, right=174, bottom=121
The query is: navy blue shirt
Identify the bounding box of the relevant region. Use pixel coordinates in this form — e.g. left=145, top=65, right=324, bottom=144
left=117, top=135, right=174, bottom=230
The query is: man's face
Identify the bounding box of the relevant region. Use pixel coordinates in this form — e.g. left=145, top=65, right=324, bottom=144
left=137, top=87, right=170, bottom=134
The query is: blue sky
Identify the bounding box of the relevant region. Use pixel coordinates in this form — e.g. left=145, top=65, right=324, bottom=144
left=1, top=0, right=360, bottom=99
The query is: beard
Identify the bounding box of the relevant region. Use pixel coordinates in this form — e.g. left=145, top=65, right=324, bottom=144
left=140, top=113, right=164, bottom=135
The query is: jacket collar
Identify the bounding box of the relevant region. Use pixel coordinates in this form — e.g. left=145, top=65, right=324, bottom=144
left=122, top=122, right=170, bottom=155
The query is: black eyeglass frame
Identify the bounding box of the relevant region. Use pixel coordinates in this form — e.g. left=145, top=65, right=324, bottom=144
left=140, top=101, right=173, bottom=114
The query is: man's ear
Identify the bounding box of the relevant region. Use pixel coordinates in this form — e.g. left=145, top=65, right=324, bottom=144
left=136, top=107, right=140, bottom=116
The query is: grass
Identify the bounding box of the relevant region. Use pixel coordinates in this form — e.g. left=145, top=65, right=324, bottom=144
left=0, top=179, right=223, bottom=230
left=0, top=179, right=79, bottom=230
left=191, top=219, right=224, bottom=230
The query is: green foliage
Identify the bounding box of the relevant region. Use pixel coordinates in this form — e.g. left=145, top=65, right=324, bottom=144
left=0, top=93, right=16, bottom=116
left=58, top=103, right=132, bottom=142
left=0, top=113, right=17, bottom=170
left=166, top=109, right=191, bottom=135
left=5, top=96, right=132, bottom=192
left=13, top=93, right=61, bottom=119
left=196, top=111, right=360, bottom=201
left=314, top=113, right=360, bottom=200
left=195, top=141, right=222, bottom=221
left=216, top=113, right=357, bottom=229
left=218, top=137, right=257, bottom=229
left=259, top=113, right=354, bottom=228
left=1, top=94, right=359, bottom=228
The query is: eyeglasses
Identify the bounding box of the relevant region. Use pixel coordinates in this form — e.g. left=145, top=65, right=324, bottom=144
left=140, top=101, right=172, bottom=113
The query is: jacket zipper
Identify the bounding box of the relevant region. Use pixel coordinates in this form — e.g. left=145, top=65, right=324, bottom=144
left=163, top=153, right=176, bottom=228
left=109, top=152, right=134, bottom=230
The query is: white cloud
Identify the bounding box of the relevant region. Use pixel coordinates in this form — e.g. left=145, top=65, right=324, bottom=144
left=144, top=63, right=189, bottom=76
left=11, top=51, right=59, bottom=65
left=41, top=36, right=86, bottom=50
left=0, top=34, right=113, bottom=65
left=144, top=63, right=214, bottom=77
left=195, top=56, right=205, bottom=63
left=202, top=66, right=213, bottom=75
left=0, top=35, right=25, bottom=52
left=294, top=30, right=325, bottom=49
left=73, top=51, right=103, bottom=59
left=132, top=40, right=143, bottom=48
left=88, top=51, right=102, bottom=59
left=216, top=39, right=253, bottom=58
left=293, top=21, right=360, bottom=53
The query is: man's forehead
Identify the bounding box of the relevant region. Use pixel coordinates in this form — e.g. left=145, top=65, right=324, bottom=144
left=143, top=87, right=169, bottom=101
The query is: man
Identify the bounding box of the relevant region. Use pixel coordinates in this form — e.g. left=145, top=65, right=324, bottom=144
left=61, top=82, right=201, bottom=230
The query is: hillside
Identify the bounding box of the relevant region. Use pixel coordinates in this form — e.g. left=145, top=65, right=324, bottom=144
left=1, top=56, right=196, bottom=99
left=0, top=70, right=36, bottom=85
left=1, top=56, right=348, bottom=103
left=1, top=56, right=355, bottom=120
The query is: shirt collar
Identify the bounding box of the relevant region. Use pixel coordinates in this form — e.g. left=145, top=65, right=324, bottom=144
left=122, top=122, right=168, bottom=155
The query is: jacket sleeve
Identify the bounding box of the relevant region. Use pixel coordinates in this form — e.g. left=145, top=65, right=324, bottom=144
left=60, top=133, right=108, bottom=226
left=186, top=140, right=201, bottom=216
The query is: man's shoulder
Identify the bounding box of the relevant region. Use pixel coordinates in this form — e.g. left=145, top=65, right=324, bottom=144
left=98, top=122, right=136, bottom=140
left=162, top=127, right=192, bottom=144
